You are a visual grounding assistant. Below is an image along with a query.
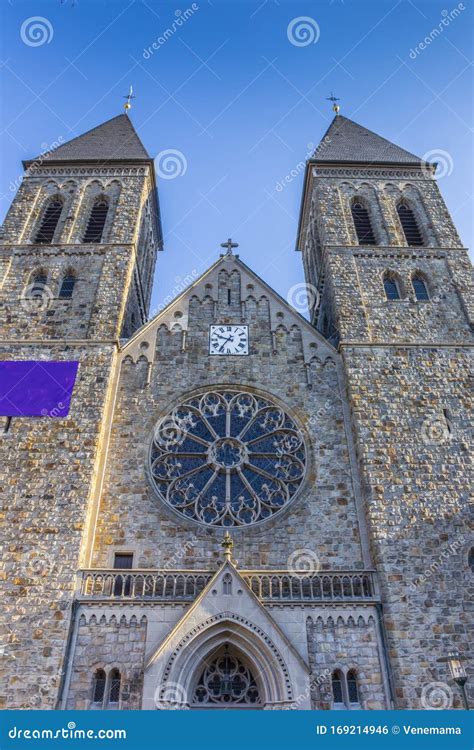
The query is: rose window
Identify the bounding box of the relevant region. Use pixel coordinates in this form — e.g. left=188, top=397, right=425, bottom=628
left=149, top=389, right=307, bottom=527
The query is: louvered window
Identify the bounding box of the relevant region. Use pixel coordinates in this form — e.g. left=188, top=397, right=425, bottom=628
left=397, top=203, right=423, bottom=246
left=35, top=199, right=63, bottom=244
left=58, top=274, right=75, bottom=299
left=412, top=276, right=429, bottom=301
left=83, top=198, right=109, bottom=243
left=384, top=277, right=400, bottom=300
left=351, top=201, right=376, bottom=245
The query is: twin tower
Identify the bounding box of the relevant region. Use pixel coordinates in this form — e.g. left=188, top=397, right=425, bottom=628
left=0, top=112, right=471, bottom=711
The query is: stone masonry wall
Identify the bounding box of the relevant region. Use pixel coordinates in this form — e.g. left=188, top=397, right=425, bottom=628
left=66, top=612, right=147, bottom=710
left=90, top=269, right=368, bottom=571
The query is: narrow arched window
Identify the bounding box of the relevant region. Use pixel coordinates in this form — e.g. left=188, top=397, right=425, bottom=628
left=351, top=201, right=376, bottom=245
left=92, top=669, right=106, bottom=704
left=383, top=276, right=401, bottom=301
left=29, top=272, right=48, bottom=299
left=35, top=198, right=63, bottom=244
left=107, top=669, right=121, bottom=705
left=469, top=548, right=474, bottom=573
left=223, top=573, right=232, bottom=595
left=347, top=670, right=359, bottom=704
left=397, top=202, right=423, bottom=246
left=332, top=671, right=344, bottom=705
left=83, top=198, right=109, bottom=243
left=58, top=273, right=76, bottom=299
left=412, top=276, right=429, bottom=301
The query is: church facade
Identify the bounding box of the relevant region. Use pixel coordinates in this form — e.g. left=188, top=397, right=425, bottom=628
left=0, top=113, right=472, bottom=711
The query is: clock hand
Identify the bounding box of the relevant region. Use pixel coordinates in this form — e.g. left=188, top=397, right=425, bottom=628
left=218, top=335, right=234, bottom=352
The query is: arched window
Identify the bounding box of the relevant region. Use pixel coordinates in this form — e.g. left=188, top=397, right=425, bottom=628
left=192, top=647, right=261, bottom=707
left=332, top=671, right=344, bottom=705
left=347, top=670, right=359, bottom=704
left=469, top=548, right=474, bottom=573
left=107, top=669, right=121, bottom=706
left=92, top=669, right=106, bottom=705
left=412, top=275, right=429, bottom=301
left=383, top=275, right=401, bottom=301
left=351, top=201, right=376, bottom=245
left=35, top=197, right=63, bottom=244
left=29, top=272, right=48, bottom=299
left=83, top=197, right=109, bottom=243
left=223, top=573, right=232, bottom=595
left=397, top=202, right=423, bottom=246
left=58, top=272, right=76, bottom=299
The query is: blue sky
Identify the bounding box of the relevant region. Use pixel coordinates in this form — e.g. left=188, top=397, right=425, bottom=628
left=1, top=0, right=472, bottom=317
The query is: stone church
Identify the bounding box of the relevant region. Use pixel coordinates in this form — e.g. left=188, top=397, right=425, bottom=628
left=0, top=112, right=472, bottom=711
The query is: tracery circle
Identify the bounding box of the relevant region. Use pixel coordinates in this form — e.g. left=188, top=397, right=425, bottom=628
left=149, top=389, right=307, bottom=527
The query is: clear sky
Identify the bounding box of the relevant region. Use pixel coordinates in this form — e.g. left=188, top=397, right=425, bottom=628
left=1, top=0, right=472, bottom=318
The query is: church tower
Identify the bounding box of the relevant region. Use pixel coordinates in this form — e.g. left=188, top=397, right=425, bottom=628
left=0, top=114, right=162, bottom=709
left=297, top=114, right=473, bottom=708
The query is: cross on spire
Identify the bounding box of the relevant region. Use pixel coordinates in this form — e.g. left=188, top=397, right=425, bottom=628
left=220, top=237, right=239, bottom=257
left=123, top=85, right=136, bottom=114
left=326, top=92, right=340, bottom=115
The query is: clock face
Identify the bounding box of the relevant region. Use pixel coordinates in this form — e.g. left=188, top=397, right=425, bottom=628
left=209, top=325, right=249, bottom=356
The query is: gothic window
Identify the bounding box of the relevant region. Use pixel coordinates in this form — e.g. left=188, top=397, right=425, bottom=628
left=347, top=670, right=359, bottom=704
left=35, top=197, right=63, bottom=244
left=383, top=275, right=401, bottom=301
left=223, top=573, right=232, bottom=595
left=83, top=197, right=109, bottom=243
left=351, top=200, right=376, bottom=245
left=107, top=669, right=121, bottom=706
left=92, top=669, right=106, bottom=705
left=397, top=202, right=424, bottom=246
left=412, top=275, right=430, bottom=301
left=192, top=648, right=261, bottom=707
left=331, top=671, right=344, bottom=706
left=28, top=272, right=48, bottom=299
left=149, top=389, right=307, bottom=527
left=58, top=273, right=76, bottom=299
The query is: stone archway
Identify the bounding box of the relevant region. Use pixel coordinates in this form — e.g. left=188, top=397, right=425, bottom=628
left=153, top=615, right=295, bottom=710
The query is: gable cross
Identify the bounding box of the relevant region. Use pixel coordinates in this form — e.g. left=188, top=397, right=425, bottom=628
left=220, top=238, right=239, bottom=257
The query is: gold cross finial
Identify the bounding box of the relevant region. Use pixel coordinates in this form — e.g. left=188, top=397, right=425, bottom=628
left=221, top=531, right=234, bottom=562
left=326, top=92, right=340, bottom=115
left=123, top=85, right=136, bottom=113
left=220, top=238, right=239, bottom=257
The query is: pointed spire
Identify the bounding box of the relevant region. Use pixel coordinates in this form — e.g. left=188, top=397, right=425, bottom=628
left=24, top=114, right=151, bottom=166
left=313, top=115, right=423, bottom=165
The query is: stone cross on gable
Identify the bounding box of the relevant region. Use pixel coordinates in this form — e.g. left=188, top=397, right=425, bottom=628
left=220, top=238, right=239, bottom=257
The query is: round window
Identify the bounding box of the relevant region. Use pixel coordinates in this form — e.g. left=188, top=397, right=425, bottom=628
left=149, top=389, right=307, bottom=527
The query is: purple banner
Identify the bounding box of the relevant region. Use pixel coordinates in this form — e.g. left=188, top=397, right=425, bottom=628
left=0, top=361, right=79, bottom=417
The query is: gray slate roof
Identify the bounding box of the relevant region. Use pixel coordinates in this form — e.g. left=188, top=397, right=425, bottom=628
left=313, top=115, right=423, bottom=165
left=25, top=114, right=151, bottom=164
